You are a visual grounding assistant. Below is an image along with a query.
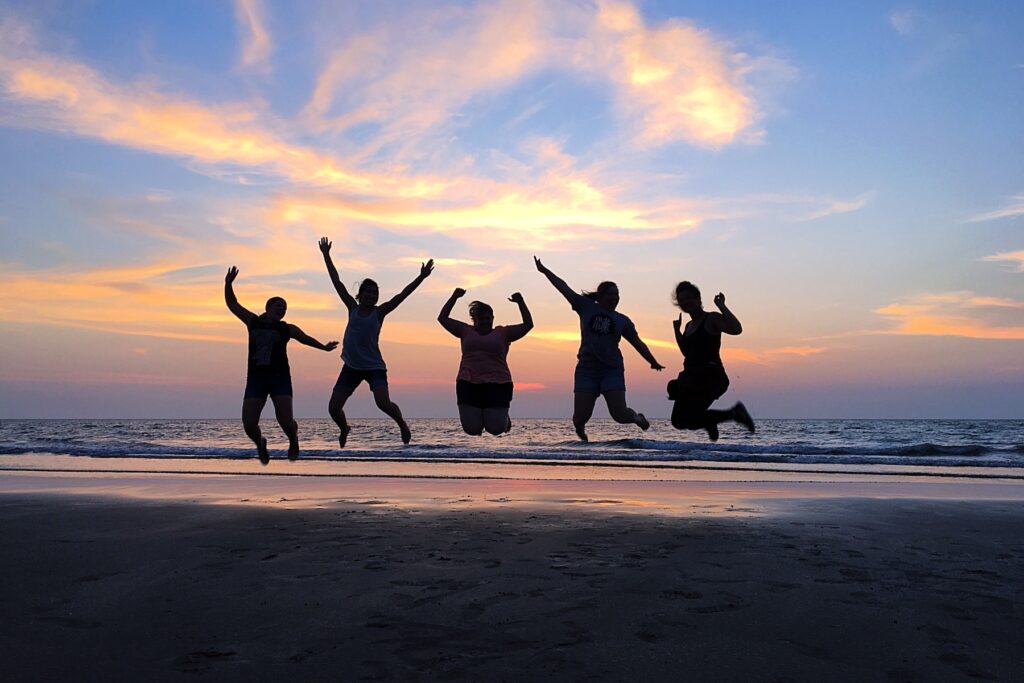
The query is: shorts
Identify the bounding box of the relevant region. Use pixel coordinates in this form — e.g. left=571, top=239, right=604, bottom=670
left=243, top=372, right=293, bottom=400
left=669, top=364, right=730, bottom=429
left=456, top=380, right=514, bottom=409
left=573, top=360, right=626, bottom=395
left=333, top=365, right=388, bottom=394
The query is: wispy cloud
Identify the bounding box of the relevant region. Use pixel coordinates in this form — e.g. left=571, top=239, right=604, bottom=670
left=888, top=9, right=918, bottom=36
left=981, top=250, right=1024, bottom=272
left=874, top=292, right=1024, bottom=340
left=792, top=191, right=874, bottom=222
left=235, top=0, right=272, bottom=74
left=965, top=194, right=1024, bottom=223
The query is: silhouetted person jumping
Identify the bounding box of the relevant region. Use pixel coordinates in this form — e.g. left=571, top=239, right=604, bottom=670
left=438, top=288, right=534, bottom=436
left=535, top=256, right=664, bottom=442
left=319, top=237, right=433, bottom=447
left=224, top=266, right=338, bottom=464
left=668, top=281, right=755, bottom=441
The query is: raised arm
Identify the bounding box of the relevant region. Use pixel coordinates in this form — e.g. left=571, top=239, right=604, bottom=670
left=379, top=259, right=434, bottom=317
left=623, top=327, right=665, bottom=371
left=711, top=292, right=742, bottom=335
left=287, top=324, right=339, bottom=352
left=673, top=314, right=685, bottom=354
left=437, top=288, right=469, bottom=338
left=224, top=266, right=256, bottom=324
left=319, top=237, right=356, bottom=310
left=534, top=256, right=579, bottom=307
left=504, top=292, right=534, bottom=343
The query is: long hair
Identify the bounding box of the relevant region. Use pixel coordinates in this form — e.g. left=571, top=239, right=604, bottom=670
left=582, top=281, right=617, bottom=302
left=672, top=281, right=701, bottom=306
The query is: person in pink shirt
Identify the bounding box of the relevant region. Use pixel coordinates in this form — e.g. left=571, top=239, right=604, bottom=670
left=437, top=288, right=534, bottom=435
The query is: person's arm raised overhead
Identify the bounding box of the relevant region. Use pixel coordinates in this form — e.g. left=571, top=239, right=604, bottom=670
left=224, top=266, right=256, bottom=325
left=504, top=292, right=534, bottom=343
left=534, top=256, right=580, bottom=307
left=319, top=237, right=356, bottom=311
left=623, top=326, right=665, bottom=371
left=287, top=324, right=339, bottom=352
left=379, top=259, right=434, bottom=318
left=437, top=288, right=469, bottom=338
left=711, top=292, right=742, bottom=335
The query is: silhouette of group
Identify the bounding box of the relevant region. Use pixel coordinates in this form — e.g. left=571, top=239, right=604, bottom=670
left=225, top=239, right=755, bottom=464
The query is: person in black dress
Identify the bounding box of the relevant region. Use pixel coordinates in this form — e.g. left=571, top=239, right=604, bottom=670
left=669, top=281, right=755, bottom=441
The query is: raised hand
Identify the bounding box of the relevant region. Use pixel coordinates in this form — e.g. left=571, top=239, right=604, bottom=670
left=226, top=266, right=239, bottom=283
left=318, top=237, right=332, bottom=254
left=533, top=255, right=547, bottom=273
left=452, top=287, right=467, bottom=298
left=420, top=259, right=435, bottom=278
left=714, top=292, right=726, bottom=309
left=324, top=340, right=339, bottom=352
left=508, top=292, right=524, bottom=304
left=672, top=313, right=682, bottom=333
left=650, top=361, right=666, bottom=371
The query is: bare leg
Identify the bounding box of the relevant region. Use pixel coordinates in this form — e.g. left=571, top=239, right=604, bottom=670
left=573, top=393, right=598, bottom=442
left=328, top=388, right=353, bottom=448
left=271, top=395, right=299, bottom=460
left=482, top=408, right=510, bottom=436
left=604, top=391, right=649, bottom=430
left=372, top=384, right=411, bottom=444
left=242, top=397, right=270, bottom=465
left=458, top=405, right=484, bottom=436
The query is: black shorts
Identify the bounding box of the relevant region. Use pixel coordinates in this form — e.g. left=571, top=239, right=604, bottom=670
left=244, top=372, right=293, bottom=400
left=333, top=365, right=388, bottom=394
left=456, top=380, right=514, bottom=409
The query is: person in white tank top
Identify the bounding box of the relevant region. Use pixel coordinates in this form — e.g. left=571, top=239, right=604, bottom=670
left=319, top=237, right=434, bottom=447
left=438, top=288, right=534, bottom=436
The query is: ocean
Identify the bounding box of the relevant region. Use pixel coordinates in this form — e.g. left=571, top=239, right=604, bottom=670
left=1, top=419, right=1022, bottom=476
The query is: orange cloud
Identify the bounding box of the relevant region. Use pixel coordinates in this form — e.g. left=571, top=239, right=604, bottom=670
left=981, top=250, right=1024, bottom=273
left=875, top=292, right=1024, bottom=340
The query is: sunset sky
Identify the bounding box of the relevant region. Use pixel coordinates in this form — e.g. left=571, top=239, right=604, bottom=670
left=1, top=0, right=1022, bottom=419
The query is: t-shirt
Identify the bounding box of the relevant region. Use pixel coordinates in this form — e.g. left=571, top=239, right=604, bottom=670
left=342, top=307, right=386, bottom=370
left=247, top=315, right=291, bottom=375
left=571, top=294, right=635, bottom=369
left=457, top=326, right=512, bottom=384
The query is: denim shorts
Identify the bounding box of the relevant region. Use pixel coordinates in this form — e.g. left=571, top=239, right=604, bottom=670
left=333, top=365, right=388, bottom=394
left=243, top=372, right=293, bottom=399
left=573, top=360, right=626, bottom=395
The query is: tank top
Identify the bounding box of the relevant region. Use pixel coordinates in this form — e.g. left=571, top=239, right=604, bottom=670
left=457, top=326, right=512, bottom=384
left=680, top=313, right=722, bottom=370
left=341, top=307, right=386, bottom=370
left=247, top=315, right=291, bottom=375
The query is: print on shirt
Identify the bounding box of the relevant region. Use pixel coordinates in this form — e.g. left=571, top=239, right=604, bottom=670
left=249, top=329, right=281, bottom=366
left=589, top=313, right=614, bottom=335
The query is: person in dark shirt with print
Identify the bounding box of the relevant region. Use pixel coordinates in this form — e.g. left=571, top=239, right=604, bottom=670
left=668, top=280, right=754, bottom=441
left=225, top=266, right=338, bottom=465
left=535, top=256, right=664, bottom=442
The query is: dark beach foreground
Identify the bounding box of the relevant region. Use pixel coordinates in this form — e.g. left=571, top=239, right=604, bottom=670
left=2, top=475, right=1023, bottom=682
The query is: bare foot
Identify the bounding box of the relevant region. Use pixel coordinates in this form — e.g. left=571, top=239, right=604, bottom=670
left=733, top=402, right=755, bottom=433
left=399, top=421, right=411, bottom=444
left=574, top=423, right=589, bottom=442
left=287, top=437, right=299, bottom=461
left=636, top=413, right=650, bottom=431
left=338, top=424, right=350, bottom=449
left=705, top=423, right=719, bottom=442
left=257, top=437, right=269, bottom=466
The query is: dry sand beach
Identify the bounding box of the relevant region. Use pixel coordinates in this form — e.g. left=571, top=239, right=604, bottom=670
left=2, top=470, right=1023, bottom=682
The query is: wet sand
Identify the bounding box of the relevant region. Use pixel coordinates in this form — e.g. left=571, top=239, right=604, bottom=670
left=2, top=472, right=1023, bottom=681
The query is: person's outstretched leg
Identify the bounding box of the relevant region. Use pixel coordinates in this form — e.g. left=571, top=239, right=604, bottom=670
left=482, top=408, right=510, bottom=436
left=242, top=397, right=270, bottom=464
left=459, top=405, right=484, bottom=436
left=271, top=395, right=300, bottom=460
left=328, top=389, right=353, bottom=448
left=372, top=385, right=411, bottom=444
left=604, top=391, right=649, bottom=431
left=572, top=393, right=598, bottom=442
left=731, top=402, right=756, bottom=432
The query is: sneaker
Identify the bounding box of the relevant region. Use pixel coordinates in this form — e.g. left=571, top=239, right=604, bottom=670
left=257, top=437, right=270, bottom=466
left=733, top=402, right=755, bottom=433
left=338, top=424, right=351, bottom=449
left=637, top=413, right=650, bottom=431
